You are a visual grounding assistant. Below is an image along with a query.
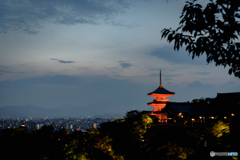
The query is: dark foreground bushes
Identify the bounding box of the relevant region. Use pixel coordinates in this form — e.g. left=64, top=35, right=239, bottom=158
left=0, top=111, right=239, bottom=160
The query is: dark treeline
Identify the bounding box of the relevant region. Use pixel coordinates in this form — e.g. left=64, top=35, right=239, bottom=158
left=0, top=110, right=239, bottom=160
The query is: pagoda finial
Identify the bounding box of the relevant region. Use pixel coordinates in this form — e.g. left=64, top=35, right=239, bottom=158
left=160, top=69, right=163, bottom=88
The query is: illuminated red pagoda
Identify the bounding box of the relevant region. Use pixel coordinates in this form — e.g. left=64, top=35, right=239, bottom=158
left=147, top=70, right=175, bottom=122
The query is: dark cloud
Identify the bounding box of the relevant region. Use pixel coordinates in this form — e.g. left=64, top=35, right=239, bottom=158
left=50, top=58, right=58, bottom=60
left=118, top=61, right=133, bottom=69
left=0, top=69, right=14, bottom=74
left=149, top=46, right=208, bottom=65
left=50, top=58, right=74, bottom=64
left=0, top=0, right=137, bottom=34
left=58, top=60, right=74, bottom=64
left=108, top=20, right=139, bottom=28
left=0, top=69, right=25, bottom=75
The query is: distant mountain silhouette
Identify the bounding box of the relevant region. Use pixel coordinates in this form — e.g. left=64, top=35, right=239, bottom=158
left=0, top=105, right=60, bottom=118
left=0, top=97, right=147, bottom=118
left=0, top=104, right=125, bottom=118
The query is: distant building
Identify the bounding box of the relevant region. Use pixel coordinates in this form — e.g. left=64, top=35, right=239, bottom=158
left=70, top=124, right=73, bottom=129
left=93, top=123, right=97, bottom=129
left=36, top=124, right=44, bottom=130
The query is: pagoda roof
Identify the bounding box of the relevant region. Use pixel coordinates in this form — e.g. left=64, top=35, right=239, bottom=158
left=148, top=86, right=175, bottom=95
left=147, top=101, right=167, bottom=105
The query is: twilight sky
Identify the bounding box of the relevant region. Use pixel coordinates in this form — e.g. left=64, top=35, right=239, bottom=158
left=0, top=0, right=239, bottom=115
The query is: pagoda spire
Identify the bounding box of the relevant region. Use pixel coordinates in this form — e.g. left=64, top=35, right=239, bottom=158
left=160, top=69, right=163, bottom=88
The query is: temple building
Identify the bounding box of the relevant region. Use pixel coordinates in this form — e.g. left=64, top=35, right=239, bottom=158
left=147, top=70, right=175, bottom=122
left=145, top=70, right=239, bottom=124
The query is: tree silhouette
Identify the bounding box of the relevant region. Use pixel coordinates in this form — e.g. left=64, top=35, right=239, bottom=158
left=161, top=0, right=240, bottom=78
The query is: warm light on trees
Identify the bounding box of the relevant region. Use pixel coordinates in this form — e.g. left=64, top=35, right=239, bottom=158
left=211, top=120, right=230, bottom=138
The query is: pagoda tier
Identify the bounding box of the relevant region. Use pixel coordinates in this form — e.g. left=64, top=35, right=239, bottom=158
left=147, top=101, right=168, bottom=111
left=148, top=86, right=175, bottom=97
left=147, top=70, right=175, bottom=122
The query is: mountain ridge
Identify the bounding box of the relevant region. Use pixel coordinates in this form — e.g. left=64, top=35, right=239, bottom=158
left=0, top=104, right=126, bottom=118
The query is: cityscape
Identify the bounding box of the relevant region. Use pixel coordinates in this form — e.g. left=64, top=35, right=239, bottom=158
left=0, top=117, right=117, bottom=133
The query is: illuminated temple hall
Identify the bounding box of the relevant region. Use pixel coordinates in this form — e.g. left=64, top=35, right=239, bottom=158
left=147, top=70, right=175, bottom=122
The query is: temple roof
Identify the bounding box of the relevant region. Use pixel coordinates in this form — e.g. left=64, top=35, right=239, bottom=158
left=164, top=102, right=193, bottom=113
left=216, top=92, right=240, bottom=104
left=161, top=102, right=216, bottom=116
left=148, top=86, right=175, bottom=95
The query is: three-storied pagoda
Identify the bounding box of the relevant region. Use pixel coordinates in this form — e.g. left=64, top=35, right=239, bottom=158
left=147, top=70, right=175, bottom=122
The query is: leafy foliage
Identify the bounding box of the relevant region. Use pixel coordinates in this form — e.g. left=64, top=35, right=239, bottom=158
left=98, top=111, right=153, bottom=159
left=210, top=120, right=230, bottom=138
left=191, top=97, right=215, bottom=104
left=161, top=0, right=240, bottom=78
left=83, top=128, right=124, bottom=160
left=0, top=111, right=238, bottom=160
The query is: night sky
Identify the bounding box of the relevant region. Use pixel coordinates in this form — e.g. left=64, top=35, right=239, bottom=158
left=0, top=0, right=239, bottom=115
